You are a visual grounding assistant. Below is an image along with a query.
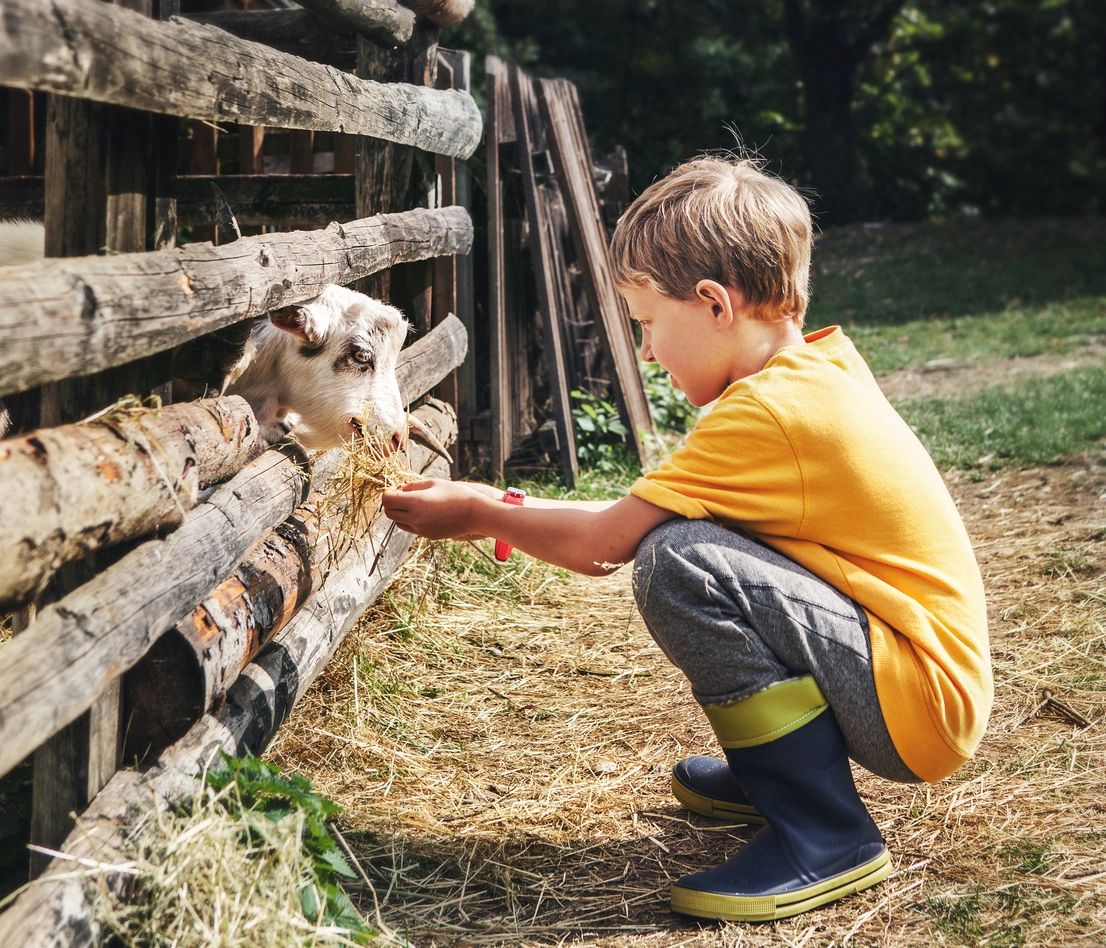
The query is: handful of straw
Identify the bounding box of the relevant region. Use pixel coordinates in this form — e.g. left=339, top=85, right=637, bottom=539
left=320, top=426, right=417, bottom=543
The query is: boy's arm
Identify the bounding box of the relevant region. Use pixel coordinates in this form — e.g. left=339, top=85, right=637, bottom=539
left=381, top=479, right=677, bottom=576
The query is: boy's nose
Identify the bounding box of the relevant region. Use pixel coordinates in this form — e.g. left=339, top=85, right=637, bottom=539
left=640, top=341, right=655, bottom=362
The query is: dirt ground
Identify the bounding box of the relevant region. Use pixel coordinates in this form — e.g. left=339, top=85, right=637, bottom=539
left=272, top=358, right=1106, bottom=946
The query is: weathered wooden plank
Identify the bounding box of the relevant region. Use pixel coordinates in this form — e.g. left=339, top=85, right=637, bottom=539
left=0, top=396, right=261, bottom=612
left=123, top=399, right=456, bottom=756
left=0, top=448, right=452, bottom=947
left=237, top=126, right=265, bottom=176
left=0, top=204, right=473, bottom=398
left=537, top=78, right=654, bottom=459
left=355, top=21, right=439, bottom=309
left=187, top=8, right=411, bottom=62
left=288, top=130, right=316, bottom=174
left=401, top=0, right=474, bottom=28
left=179, top=175, right=353, bottom=227
left=0, top=445, right=312, bottom=782
left=485, top=56, right=512, bottom=481
left=508, top=64, right=578, bottom=487
left=0, top=0, right=481, bottom=159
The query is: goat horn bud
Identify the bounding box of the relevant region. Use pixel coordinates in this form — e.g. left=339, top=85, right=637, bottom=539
left=407, top=414, right=453, bottom=464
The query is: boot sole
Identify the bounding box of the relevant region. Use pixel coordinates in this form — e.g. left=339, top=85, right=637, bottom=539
left=670, top=847, right=892, bottom=922
left=671, top=772, right=765, bottom=825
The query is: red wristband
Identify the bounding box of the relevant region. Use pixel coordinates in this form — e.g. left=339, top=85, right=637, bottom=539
left=494, top=487, right=526, bottom=562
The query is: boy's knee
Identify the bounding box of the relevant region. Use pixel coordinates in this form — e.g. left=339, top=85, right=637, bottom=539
left=632, top=518, right=714, bottom=614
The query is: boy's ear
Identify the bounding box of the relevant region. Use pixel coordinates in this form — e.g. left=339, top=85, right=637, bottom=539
left=694, top=280, right=737, bottom=326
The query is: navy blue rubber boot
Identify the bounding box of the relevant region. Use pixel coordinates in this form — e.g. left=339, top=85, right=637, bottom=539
left=671, top=756, right=763, bottom=824
left=671, top=676, right=891, bottom=921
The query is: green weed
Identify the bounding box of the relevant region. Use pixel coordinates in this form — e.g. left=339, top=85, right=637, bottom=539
left=205, top=753, right=373, bottom=943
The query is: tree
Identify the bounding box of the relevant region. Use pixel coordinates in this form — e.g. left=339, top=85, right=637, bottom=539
left=781, top=0, right=906, bottom=224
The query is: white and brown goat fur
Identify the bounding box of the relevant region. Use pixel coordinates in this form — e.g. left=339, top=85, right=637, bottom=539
left=225, top=284, right=411, bottom=451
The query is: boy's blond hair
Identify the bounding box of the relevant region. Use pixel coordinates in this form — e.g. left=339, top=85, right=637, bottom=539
left=610, top=156, right=812, bottom=324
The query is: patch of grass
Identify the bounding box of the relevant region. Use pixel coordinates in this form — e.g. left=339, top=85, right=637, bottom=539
left=897, top=365, right=1106, bottom=469
left=811, top=218, right=1106, bottom=373
left=1040, top=545, right=1099, bottom=579
left=97, top=753, right=373, bottom=946
left=1003, top=839, right=1054, bottom=876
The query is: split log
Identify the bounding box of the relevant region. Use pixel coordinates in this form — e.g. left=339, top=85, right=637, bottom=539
left=0, top=396, right=260, bottom=612
left=0, top=445, right=314, bottom=782
left=0, top=205, right=473, bottom=398
left=0, top=0, right=481, bottom=158
left=123, top=399, right=456, bottom=757
left=401, top=0, right=475, bottom=28
left=0, top=453, right=450, bottom=947
left=189, top=5, right=414, bottom=56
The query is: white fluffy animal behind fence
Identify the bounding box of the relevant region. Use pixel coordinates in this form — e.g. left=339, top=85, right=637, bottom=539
left=0, top=220, right=449, bottom=459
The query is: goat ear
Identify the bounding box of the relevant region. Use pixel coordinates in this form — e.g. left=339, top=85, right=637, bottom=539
left=269, top=305, right=322, bottom=344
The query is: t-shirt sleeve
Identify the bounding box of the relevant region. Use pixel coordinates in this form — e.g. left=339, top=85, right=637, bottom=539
left=630, top=393, right=804, bottom=536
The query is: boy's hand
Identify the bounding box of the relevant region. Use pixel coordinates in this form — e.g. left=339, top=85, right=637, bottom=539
left=382, top=478, right=489, bottom=541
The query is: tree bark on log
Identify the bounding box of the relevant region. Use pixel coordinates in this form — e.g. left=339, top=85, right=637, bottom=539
left=0, top=444, right=314, bottom=782
left=0, top=396, right=260, bottom=612
left=295, top=0, right=415, bottom=44
left=0, top=205, right=473, bottom=398
left=0, top=0, right=481, bottom=158
left=401, top=0, right=474, bottom=28
left=123, top=399, right=456, bottom=757
left=0, top=452, right=450, bottom=948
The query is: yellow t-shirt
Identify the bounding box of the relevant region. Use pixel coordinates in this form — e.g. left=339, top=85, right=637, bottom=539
left=631, top=326, right=991, bottom=782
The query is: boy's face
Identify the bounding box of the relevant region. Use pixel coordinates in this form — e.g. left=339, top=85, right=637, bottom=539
left=620, top=282, right=737, bottom=407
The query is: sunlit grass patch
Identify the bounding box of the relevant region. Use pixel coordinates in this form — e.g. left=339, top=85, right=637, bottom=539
left=898, top=365, right=1106, bottom=470
left=811, top=218, right=1106, bottom=373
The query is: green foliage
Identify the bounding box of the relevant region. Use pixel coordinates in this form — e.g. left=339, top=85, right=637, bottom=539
left=453, top=0, right=1103, bottom=222
left=898, top=365, right=1106, bottom=470
left=570, top=388, right=634, bottom=474
left=206, top=753, right=372, bottom=943
left=642, top=362, right=699, bottom=434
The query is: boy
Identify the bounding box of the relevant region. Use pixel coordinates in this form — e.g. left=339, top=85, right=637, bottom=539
left=382, top=156, right=992, bottom=922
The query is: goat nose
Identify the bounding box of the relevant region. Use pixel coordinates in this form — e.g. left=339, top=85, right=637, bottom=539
left=388, top=430, right=405, bottom=454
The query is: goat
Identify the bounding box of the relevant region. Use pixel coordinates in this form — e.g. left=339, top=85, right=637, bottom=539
left=0, top=220, right=448, bottom=460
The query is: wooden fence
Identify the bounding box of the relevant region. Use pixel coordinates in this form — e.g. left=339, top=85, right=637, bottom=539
left=0, top=0, right=480, bottom=940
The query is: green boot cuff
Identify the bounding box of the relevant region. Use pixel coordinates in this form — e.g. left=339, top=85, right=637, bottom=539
left=702, top=676, right=828, bottom=749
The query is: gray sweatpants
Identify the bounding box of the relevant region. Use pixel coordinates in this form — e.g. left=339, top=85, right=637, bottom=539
left=632, top=519, right=919, bottom=783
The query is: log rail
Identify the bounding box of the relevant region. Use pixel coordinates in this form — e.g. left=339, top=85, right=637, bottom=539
left=0, top=0, right=481, bottom=158
left=0, top=206, right=473, bottom=398
left=0, top=403, right=456, bottom=948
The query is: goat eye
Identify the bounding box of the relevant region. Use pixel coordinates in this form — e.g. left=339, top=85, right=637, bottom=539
left=352, top=348, right=374, bottom=366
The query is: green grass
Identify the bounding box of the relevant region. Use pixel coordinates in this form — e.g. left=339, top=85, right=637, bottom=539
left=810, top=218, right=1106, bottom=372
left=897, top=365, right=1106, bottom=470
